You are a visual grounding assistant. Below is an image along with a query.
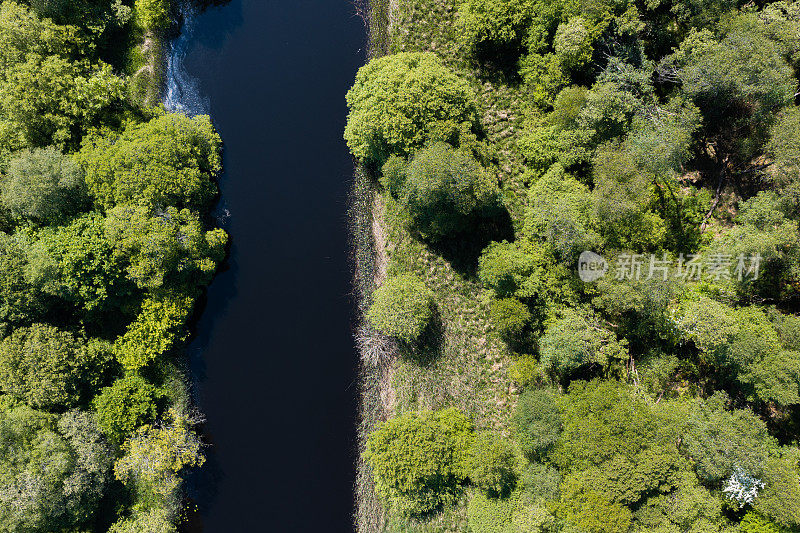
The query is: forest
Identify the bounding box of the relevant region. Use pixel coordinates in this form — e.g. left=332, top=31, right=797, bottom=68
left=0, top=0, right=226, bottom=531
left=349, top=0, right=800, bottom=532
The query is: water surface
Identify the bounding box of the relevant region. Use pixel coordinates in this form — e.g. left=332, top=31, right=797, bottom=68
left=172, top=2, right=365, bottom=530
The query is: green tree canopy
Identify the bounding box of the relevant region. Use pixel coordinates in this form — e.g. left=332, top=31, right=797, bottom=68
left=538, top=308, right=627, bottom=379
left=80, top=114, right=222, bottom=210
left=1, top=147, right=88, bottom=225
left=114, top=408, right=205, bottom=500
left=104, top=203, right=228, bottom=290
left=401, top=142, right=499, bottom=240
left=93, top=373, right=159, bottom=444
left=512, top=388, right=561, bottom=459
left=364, top=408, right=473, bottom=516
left=25, top=212, right=130, bottom=315
left=0, top=403, right=114, bottom=532
left=0, top=324, right=112, bottom=410
left=468, top=431, right=517, bottom=497
left=112, top=295, right=193, bottom=371
left=344, top=53, right=478, bottom=165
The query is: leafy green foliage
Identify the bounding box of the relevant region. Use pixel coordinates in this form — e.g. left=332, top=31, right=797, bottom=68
left=0, top=232, right=48, bottom=330
left=0, top=403, right=114, bottom=532
left=632, top=470, right=726, bottom=532
left=555, top=479, right=633, bottom=533
left=80, top=114, right=222, bottom=211
left=0, top=3, right=223, bottom=529
left=679, top=393, right=776, bottom=485
left=1, top=147, right=87, bottom=225
left=489, top=298, right=532, bottom=344
left=134, top=0, right=170, bottom=31
left=344, top=53, right=478, bottom=165
left=552, top=381, right=682, bottom=508
left=114, top=408, right=205, bottom=499
left=661, top=15, right=797, bottom=164
left=0, top=2, right=125, bottom=154
left=538, top=308, right=627, bottom=378
left=108, top=509, right=177, bottom=533
left=478, top=241, right=535, bottom=298
left=468, top=432, right=517, bottom=497
left=367, top=274, right=434, bottom=343
left=768, top=106, right=800, bottom=183
left=93, top=374, right=159, bottom=444
left=456, top=0, right=536, bottom=57
left=466, top=490, right=518, bottom=533
left=0, top=324, right=112, bottom=410
left=105, top=203, right=228, bottom=290
left=673, top=298, right=800, bottom=405
left=512, top=389, right=561, bottom=459
left=401, top=142, right=499, bottom=240
left=26, top=212, right=129, bottom=314
left=364, top=408, right=473, bottom=516
left=740, top=512, right=785, bottom=533
left=113, top=295, right=193, bottom=371
left=525, top=164, right=600, bottom=264
left=753, top=452, right=800, bottom=529
left=354, top=0, right=800, bottom=530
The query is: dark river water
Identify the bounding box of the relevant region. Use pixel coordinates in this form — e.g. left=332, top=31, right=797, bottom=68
left=171, top=2, right=366, bottom=531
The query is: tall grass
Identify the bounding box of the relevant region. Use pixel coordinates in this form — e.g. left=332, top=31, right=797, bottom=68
left=349, top=1, right=393, bottom=531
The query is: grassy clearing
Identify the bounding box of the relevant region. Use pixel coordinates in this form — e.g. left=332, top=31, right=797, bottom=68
left=352, top=0, right=536, bottom=530
left=350, top=1, right=535, bottom=531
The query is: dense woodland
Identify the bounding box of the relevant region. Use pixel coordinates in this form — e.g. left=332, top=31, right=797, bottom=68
left=349, top=0, right=800, bottom=532
left=0, top=1, right=226, bottom=531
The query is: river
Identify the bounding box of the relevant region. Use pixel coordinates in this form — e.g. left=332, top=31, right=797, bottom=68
left=166, top=1, right=366, bottom=531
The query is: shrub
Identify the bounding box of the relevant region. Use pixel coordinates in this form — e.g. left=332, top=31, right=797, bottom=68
left=0, top=324, right=112, bottom=410
left=364, top=408, right=473, bottom=516
left=93, top=374, right=159, bottom=444
left=490, top=298, right=532, bottom=343
left=344, top=53, right=478, bottom=165
left=1, top=147, right=87, bottom=225
left=468, top=432, right=517, bottom=497
left=512, top=389, right=561, bottom=459
left=366, top=274, right=434, bottom=343
left=509, top=355, right=546, bottom=388
left=402, top=142, right=499, bottom=240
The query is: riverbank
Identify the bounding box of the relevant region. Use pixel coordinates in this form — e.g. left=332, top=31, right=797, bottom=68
left=351, top=2, right=394, bottom=532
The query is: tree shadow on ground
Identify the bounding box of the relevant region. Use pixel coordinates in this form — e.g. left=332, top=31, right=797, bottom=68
left=403, top=308, right=445, bottom=367
left=424, top=209, right=515, bottom=277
